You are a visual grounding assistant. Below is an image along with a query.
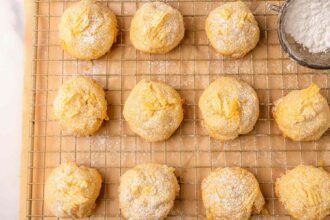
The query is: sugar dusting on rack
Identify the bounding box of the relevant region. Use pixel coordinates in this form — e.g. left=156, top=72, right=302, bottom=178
left=284, top=0, right=330, bottom=53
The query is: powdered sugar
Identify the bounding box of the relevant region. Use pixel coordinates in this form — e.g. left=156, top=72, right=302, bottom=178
left=284, top=0, right=330, bottom=53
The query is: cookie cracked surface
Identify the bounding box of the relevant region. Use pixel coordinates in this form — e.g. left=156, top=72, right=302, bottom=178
left=119, top=163, right=179, bottom=220
left=45, top=162, right=102, bottom=218
left=275, top=165, right=330, bottom=220
left=198, top=77, right=259, bottom=141
left=53, top=76, right=108, bottom=136
left=59, top=0, right=118, bottom=60
left=123, top=79, right=183, bottom=142
left=202, top=167, right=265, bottom=220
left=130, top=1, right=184, bottom=54
left=205, top=1, right=260, bottom=58
left=272, top=83, right=330, bottom=141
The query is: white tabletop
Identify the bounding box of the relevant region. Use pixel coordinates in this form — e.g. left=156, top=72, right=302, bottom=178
left=0, top=0, right=23, bottom=218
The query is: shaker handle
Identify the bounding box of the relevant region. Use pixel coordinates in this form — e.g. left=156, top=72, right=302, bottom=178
left=267, top=4, right=281, bottom=13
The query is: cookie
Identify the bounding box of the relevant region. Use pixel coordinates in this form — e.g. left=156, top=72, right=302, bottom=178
left=123, top=79, right=183, bottom=142
left=59, top=0, right=118, bottom=60
left=272, top=83, right=330, bottom=141
left=198, top=77, right=259, bottom=141
left=119, top=163, right=179, bottom=220
left=202, top=167, right=265, bottom=220
left=53, top=76, right=108, bottom=136
left=44, top=162, right=102, bottom=218
left=275, top=165, right=330, bottom=220
left=130, top=2, right=184, bottom=54
left=205, top=1, right=260, bottom=58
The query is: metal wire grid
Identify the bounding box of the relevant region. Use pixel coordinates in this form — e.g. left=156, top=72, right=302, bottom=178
left=26, top=0, right=330, bottom=219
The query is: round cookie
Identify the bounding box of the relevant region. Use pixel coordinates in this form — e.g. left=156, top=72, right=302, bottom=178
left=119, top=163, right=179, bottom=220
left=44, top=162, right=102, bottom=218
left=53, top=76, right=108, bottom=136
left=130, top=2, right=184, bottom=54
left=272, top=83, right=330, bottom=141
left=123, top=79, right=183, bottom=142
left=59, top=0, right=118, bottom=60
left=205, top=1, right=260, bottom=58
left=202, top=167, right=265, bottom=220
left=275, top=165, right=330, bottom=220
left=198, top=77, right=259, bottom=141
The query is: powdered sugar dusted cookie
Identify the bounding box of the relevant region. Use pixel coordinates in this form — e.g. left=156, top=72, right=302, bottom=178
left=272, top=83, right=330, bottom=141
left=199, top=77, right=259, bottom=141
left=53, top=77, right=108, bottom=136
left=119, top=163, right=179, bottom=220
left=123, top=79, right=183, bottom=142
left=202, top=167, right=265, bottom=220
left=59, top=0, right=118, bottom=60
left=45, top=162, right=102, bottom=218
left=130, top=2, right=184, bottom=54
left=275, top=165, right=330, bottom=220
left=205, top=1, right=260, bottom=58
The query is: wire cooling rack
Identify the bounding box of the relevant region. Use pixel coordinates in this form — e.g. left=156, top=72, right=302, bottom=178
left=26, top=0, right=330, bottom=219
